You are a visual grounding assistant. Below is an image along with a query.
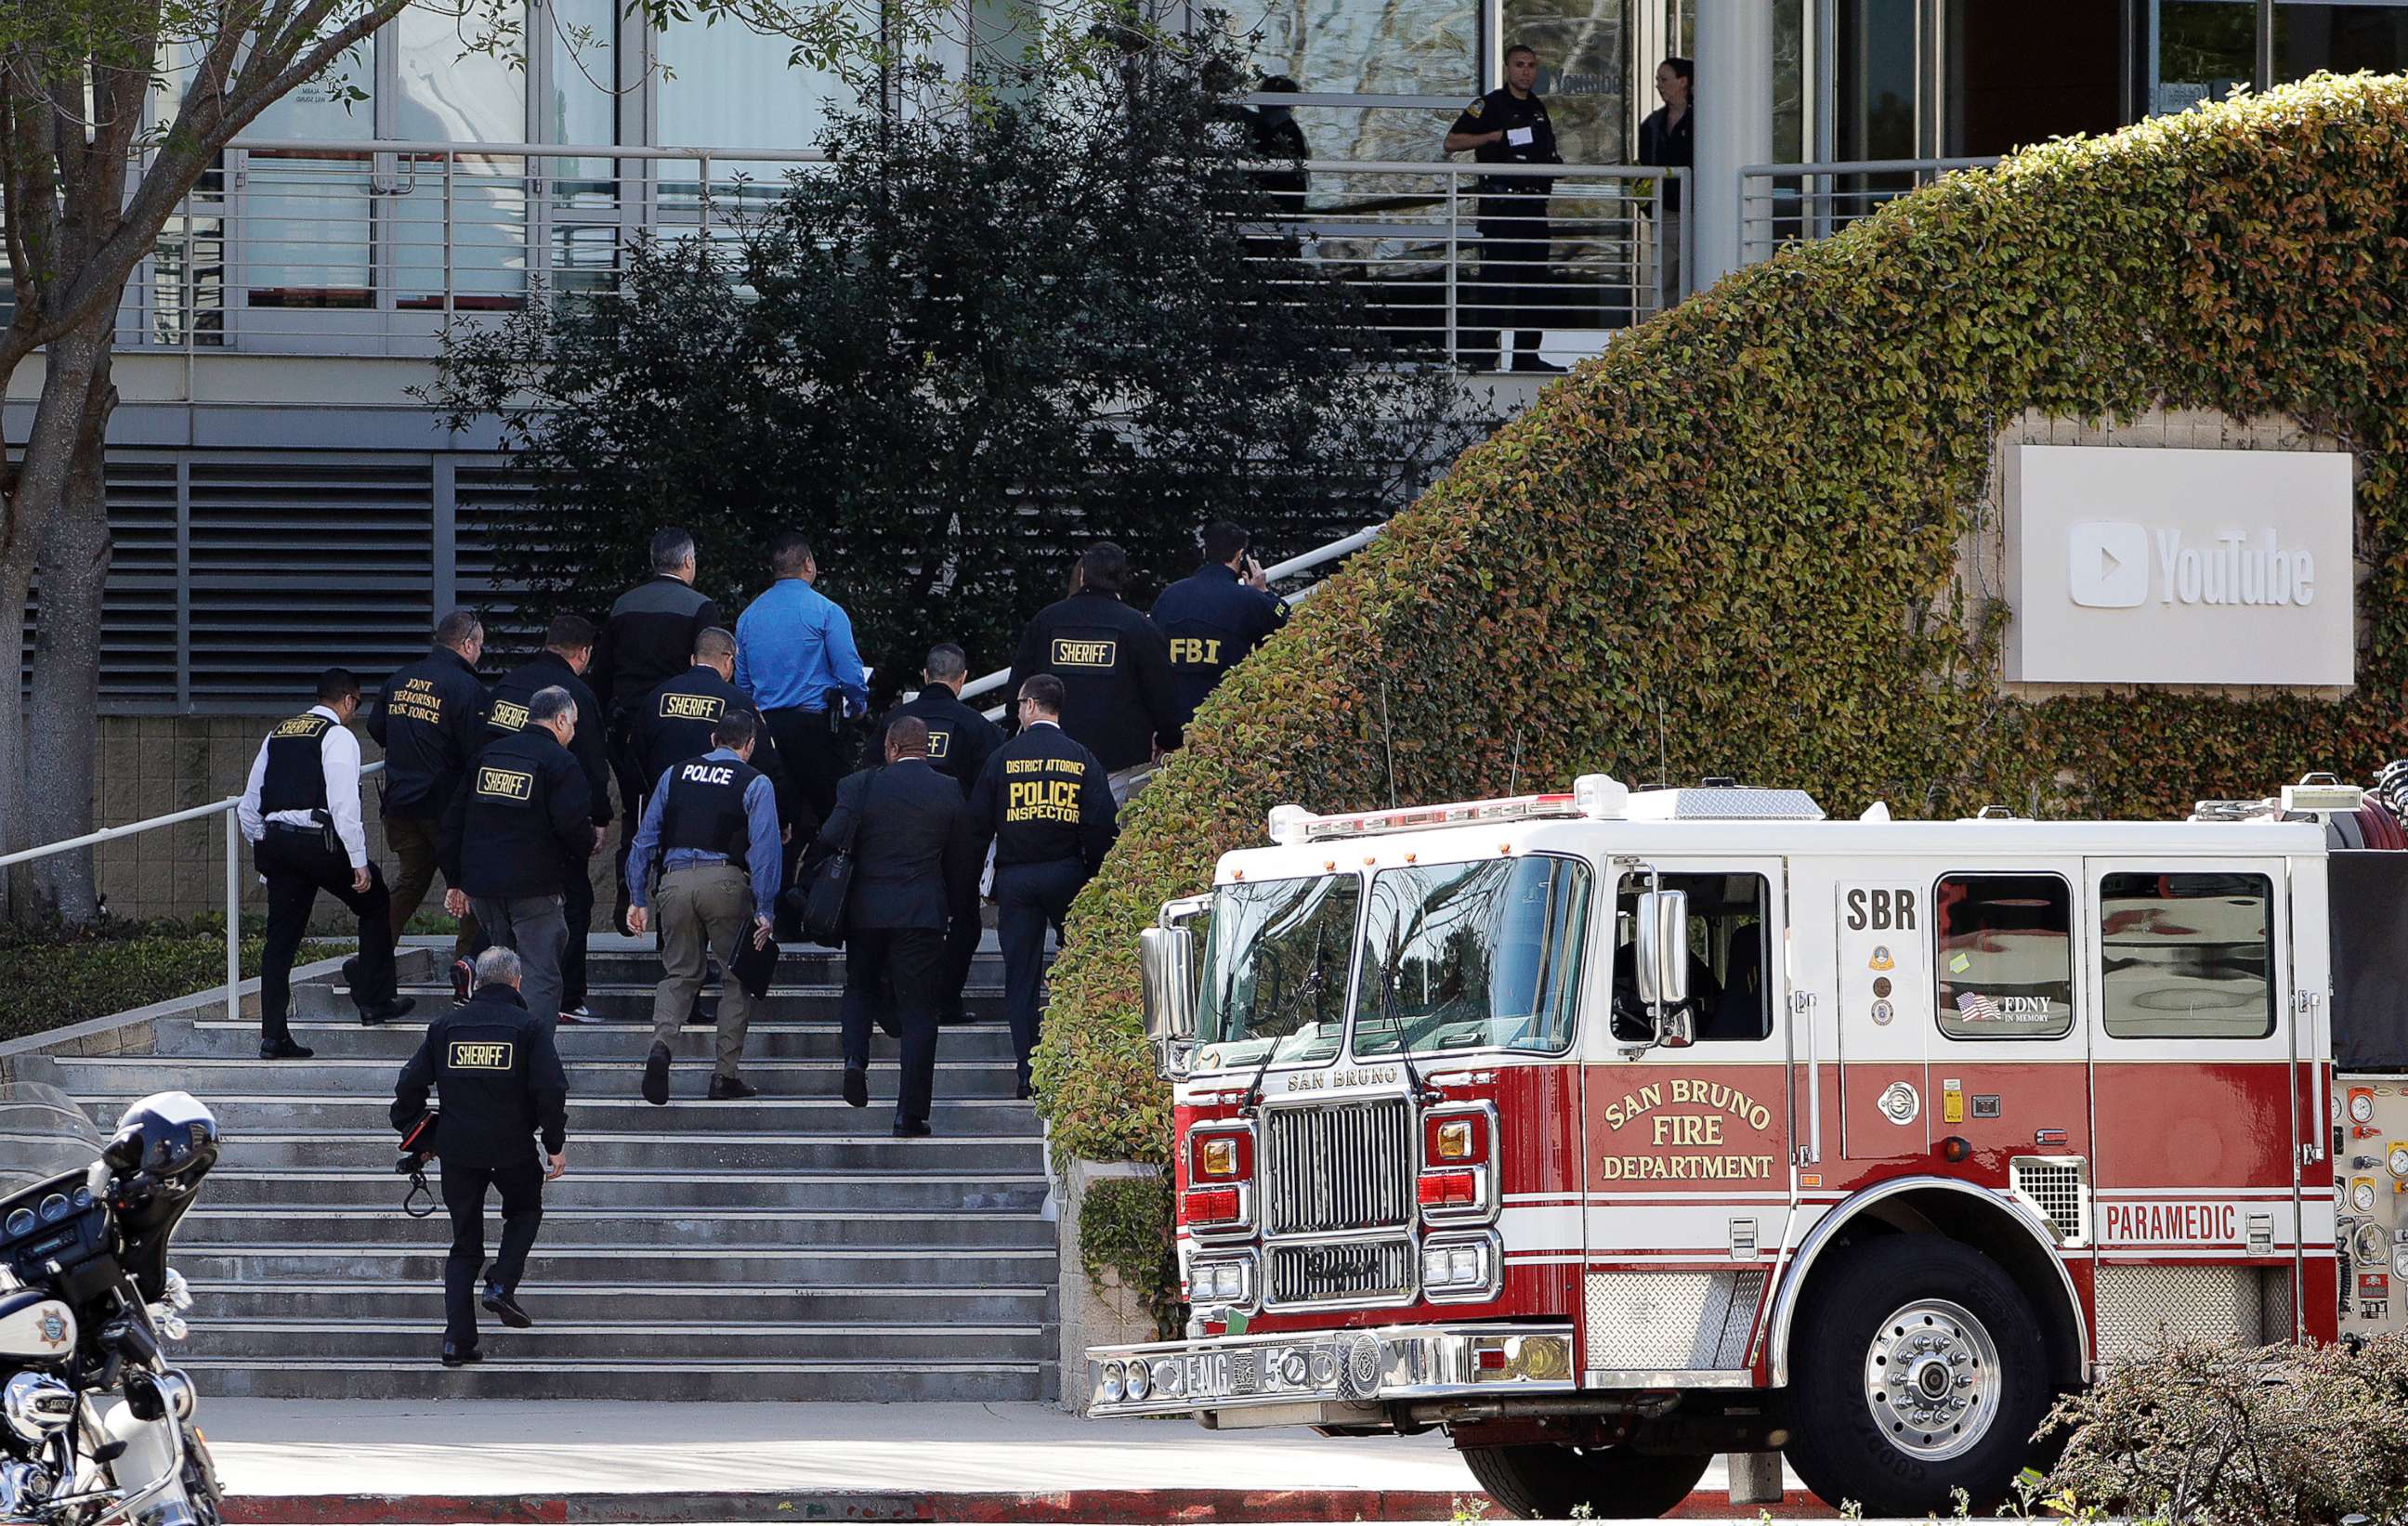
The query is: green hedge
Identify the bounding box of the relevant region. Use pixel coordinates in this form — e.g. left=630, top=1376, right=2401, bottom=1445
left=1034, top=72, right=2408, bottom=1167
left=0, top=920, right=335, bottom=1044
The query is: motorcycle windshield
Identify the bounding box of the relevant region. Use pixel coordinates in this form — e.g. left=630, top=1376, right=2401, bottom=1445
left=0, top=1082, right=102, bottom=1196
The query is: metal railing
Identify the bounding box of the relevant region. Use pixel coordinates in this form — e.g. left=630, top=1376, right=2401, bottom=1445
left=104, top=138, right=1687, bottom=367
left=1738, top=156, right=2001, bottom=265
left=0, top=762, right=386, bottom=1024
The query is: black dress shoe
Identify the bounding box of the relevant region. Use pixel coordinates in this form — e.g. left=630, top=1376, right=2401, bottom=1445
left=259, top=1037, right=315, bottom=1060
left=842, top=1066, right=868, bottom=1108
left=893, top=1118, right=933, bottom=1138
left=481, top=1284, right=532, bottom=1329
left=359, top=996, right=416, bottom=1026
left=707, top=1075, right=760, bottom=1102
left=439, top=1340, right=483, bottom=1366
left=641, top=1041, right=673, bottom=1106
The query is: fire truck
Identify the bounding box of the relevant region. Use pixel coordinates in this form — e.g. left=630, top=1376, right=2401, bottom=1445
left=1085, top=773, right=2408, bottom=1518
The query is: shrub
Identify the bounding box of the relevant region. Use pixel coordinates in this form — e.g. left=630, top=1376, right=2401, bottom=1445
left=1076, top=1171, right=1182, bottom=1340
left=0, top=919, right=335, bottom=1044
left=1035, top=72, right=2408, bottom=1170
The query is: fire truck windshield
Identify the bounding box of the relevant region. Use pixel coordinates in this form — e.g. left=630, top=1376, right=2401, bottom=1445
left=1197, top=874, right=1361, bottom=1068
left=1352, top=855, right=1591, bottom=1057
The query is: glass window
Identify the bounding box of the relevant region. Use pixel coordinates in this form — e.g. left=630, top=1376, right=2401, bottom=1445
left=2100, top=872, right=2275, bottom=1039
left=1501, top=0, right=1629, bottom=164
left=1935, top=874, right=2074, bottom=1039
left=658, top=19, right=847, bottom=151
left=1236, top=0, right=1477, bottom=98
left=1610, top=872, right=1773, bottom=1043
left=1196, top=875, right=1360, bottom=1068
left=1353, top=856, right=1590, bottom=1057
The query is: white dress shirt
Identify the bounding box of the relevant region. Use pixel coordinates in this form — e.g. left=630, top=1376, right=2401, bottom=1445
left=237, top=705, right=369, bottom=868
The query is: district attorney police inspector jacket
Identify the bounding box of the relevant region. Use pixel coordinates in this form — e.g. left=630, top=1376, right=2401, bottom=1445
left=392, top=981, right=569, bottom=1168
left=368, top=643, right=490, bottom=817
left=1004, top=591, right=1181, bottom=775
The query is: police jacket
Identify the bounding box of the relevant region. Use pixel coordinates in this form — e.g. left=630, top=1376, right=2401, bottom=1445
left=1449, top=87, right=1561, bottom=223
left=1150, top=564, right=1289, bottom=730
left=634, top=666, right=791, bottom=802
left=437, top=726, right=593, bottom=900
left=592, top=575, right=721, bottom=714
left=488, top=651, right=613, bottom=827
left=366, top=646, right=489, bottom=820
left=815, top=760, right=977, bottom=932
left=875, top=687, right=1006, bottom=796
left=968, top=722, right=1119, bottom=876
left=392, top=983, right=569, bottom=1168
left=1004, top=591, right=1182, bottom=774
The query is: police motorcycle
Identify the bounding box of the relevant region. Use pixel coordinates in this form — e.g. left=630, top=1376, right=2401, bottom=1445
left=0, top=1084, right=222, bottom=1526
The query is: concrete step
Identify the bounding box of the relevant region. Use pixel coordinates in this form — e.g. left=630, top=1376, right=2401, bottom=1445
left=177, top=1357, right=1049, bottom=1402
left=187, top=1282, right=1052, bottom=1324
left=179, top=1318, right=1050, bottom=1363
left=171, top=1019, right=1024, bottom=1061
left=176, top=1245, right=1054, bottom=1287
left=211, top=1133, right=1046, bottom=1172
left=63, top=1056, right=1026, bottom=1098
left=201, top=1168, right=1047, bottom=1213
left=85, top=1094, right=1040, bottom=1136
left=177, top=1207, right=1054, bottom=1250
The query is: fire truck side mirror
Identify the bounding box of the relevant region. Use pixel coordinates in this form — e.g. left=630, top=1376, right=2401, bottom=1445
left=1633, top=889, right=1692, bottom=1048
left=1141, top=909, right=1204, bottom=1077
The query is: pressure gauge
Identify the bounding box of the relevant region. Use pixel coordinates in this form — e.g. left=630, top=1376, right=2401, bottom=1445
left=2352, top=1091, right=2377, bottom=1125
left=2, top=1208, right=31, bottom=1239
left=2388, top=1145, right=2408, bottom=1180
left=2362, top=1222, right=2390, bottom=1263
left=2354, top=1180, right=2379, bottom=1214
left=2394, top=1243, right=2408, bottom=1280
left=36, top=1194, right=67, bottom=1224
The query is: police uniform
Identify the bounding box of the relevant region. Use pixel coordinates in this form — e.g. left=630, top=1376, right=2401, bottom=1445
left=438, top=727, right=593, bottom=1024
left=1448, top=85, right=1563, bottom=367
left=1003, top=591, right=1182, bottom=776
left=392, top=979, right=569, bottom=1359
left=875, top=687, right=1006, bottom=1021
left=1149, top=564, right=1289, bottom=730
left=590, top=576, right=720, bottom=924
left=967, top=723, right=1119, bottom=1094
left=238, top=705, right=399, bottom=1052
left=488, top=653, right=612, bottom=1013
left=367, top=645, right=490, bottom=946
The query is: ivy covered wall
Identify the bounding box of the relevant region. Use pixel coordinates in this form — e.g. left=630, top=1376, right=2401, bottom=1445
left=1035, top=73, right=2408, bottom=1167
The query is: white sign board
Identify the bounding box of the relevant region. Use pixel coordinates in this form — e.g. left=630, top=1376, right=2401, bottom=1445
left=2004, top=444, right=2354, bottom=686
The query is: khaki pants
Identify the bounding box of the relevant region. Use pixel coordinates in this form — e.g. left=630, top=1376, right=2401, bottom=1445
left=386, top=814, right=478, bottom=956
left=650, top=865, right=756, bottom=1079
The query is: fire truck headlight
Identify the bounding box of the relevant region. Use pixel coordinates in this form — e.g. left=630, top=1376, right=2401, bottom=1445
left=1199, top=1137, right=1242, bottom=1179
left=1422, top=1246, right=1452, bottom=1286
left=1194, top=1260, right=1249, bottom=1302
left=1448, top=1246, right=1483, bottom=1284
left=1153, top=1359, right=1184, bottom=1397
left=1125, top=1360, right=1152, bottom=1401
left=1099, top=1362, right=1127, bottom=1403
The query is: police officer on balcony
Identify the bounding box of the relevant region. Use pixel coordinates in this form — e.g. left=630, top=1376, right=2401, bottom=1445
left=1150, top=522, right=1289, bottom=731
left=625, top=708, right=783, bottom=1105
left=872, top=644, right=1006, bottom=1023
left=968, top=675, right=1119, bottom=1097
left=593, top=529, right=722, bottom=932
left=1003, top=543, right=1181, bottom=799
left=1445, top=44, right=1565, bottom=373
left=392, top=945, right=569, bottom=1368
left=487, top=614, right=612, bottom=1022
left=437, top=687, right=593, bottom=1026
left=240, top=667, right=415, bottom=1059
left=368, top=609, right=491, bottom=998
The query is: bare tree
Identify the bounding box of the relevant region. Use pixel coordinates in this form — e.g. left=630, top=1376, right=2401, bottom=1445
left=0, top=0, right=923, bottom=923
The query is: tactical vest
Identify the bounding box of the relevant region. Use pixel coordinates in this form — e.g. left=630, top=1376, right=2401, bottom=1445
left=260, top=712, right=334, bottom=815
left=660, top=755, right=758, bottom=870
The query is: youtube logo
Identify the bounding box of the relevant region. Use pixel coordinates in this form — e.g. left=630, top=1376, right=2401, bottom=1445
left=2067, top=521, right=2149, bottom=607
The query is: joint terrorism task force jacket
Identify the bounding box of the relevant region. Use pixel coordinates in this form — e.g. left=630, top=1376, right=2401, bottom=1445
left=392, top=983, right=569, bottom=1169
left=437, top=726, right=593, bottom=901
left=1004, top=591, right=1181, bottom=774
left=368, top=646, right=490, bottom=820
left=968, top=721, right=1119, bottom=875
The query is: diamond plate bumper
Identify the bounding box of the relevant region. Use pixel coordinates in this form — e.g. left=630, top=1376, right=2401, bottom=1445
left=1084, top=1322, right=1575, bottom=1419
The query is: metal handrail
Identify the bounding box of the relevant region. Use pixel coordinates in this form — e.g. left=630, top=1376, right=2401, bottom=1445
left=0, top=760, right=386, bottom=1023
left=1736, top=156, right=2000, bottom=264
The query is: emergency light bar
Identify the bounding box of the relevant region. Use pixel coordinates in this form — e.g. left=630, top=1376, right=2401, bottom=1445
left=1267, top=775, right=1629, bottom=844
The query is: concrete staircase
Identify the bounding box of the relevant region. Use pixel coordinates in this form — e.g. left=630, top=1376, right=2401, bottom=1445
left=51, top=944, right=1057, bottom=1401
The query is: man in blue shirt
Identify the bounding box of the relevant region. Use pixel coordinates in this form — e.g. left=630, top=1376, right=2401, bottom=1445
left=624, top=710, right=783, bottom=1104
left=736, top=531, right=869, bottom=924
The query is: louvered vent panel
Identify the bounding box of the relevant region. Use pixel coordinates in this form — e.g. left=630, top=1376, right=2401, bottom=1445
left=453, top=463, right=544, bottom=650
left=188, top=456, right=435, bottom=699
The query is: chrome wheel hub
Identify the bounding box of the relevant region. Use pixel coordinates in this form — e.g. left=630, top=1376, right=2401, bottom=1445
left=1861, top=1298, right=2000, bottom=1462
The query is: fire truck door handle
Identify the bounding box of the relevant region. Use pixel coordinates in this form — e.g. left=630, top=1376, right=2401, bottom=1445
left=1790, top=990, right=1820, bottom=1166
left=2298, top=989, right=2326, bottom=1165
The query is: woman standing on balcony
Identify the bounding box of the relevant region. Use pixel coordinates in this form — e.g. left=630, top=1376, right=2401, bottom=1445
left=1639, top=56, right=1694, bottom=307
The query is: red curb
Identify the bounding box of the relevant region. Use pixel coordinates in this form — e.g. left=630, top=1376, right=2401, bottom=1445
left=224, top=1488, right=1827, bottom=1523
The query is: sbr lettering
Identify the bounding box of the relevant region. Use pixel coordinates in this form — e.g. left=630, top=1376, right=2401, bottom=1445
left=1845, top=887, right=1917, bottom=932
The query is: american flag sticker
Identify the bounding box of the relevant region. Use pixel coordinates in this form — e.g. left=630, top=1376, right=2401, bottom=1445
left=1956, top=991, right=2004, bottom=1024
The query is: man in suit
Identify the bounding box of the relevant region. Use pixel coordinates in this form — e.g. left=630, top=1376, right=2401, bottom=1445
left=872, top=643, right=1007, bottom=1023
left=815, top=718, right=977, bottom=1137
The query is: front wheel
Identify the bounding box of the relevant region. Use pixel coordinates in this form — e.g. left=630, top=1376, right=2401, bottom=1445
left=1783, top=1236, right=2051, bottom=1517
left=1459, top=1441, right=1712, bottom=1519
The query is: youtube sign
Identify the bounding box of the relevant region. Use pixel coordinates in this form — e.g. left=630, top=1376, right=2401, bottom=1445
left=2067, top=521, right=2150, bottom=607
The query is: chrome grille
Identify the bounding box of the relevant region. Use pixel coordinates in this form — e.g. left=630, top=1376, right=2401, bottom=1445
left=1263, top=1098, right=1416, bottom=1236
left=1267, top=1237, right=1416, bottom=1307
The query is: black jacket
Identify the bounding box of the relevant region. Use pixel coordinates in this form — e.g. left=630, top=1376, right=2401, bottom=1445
left=817, top=760, right=976, bottom=932
left=1004, top=590, right=1182, bottom=773
left=1449, top=87, right=1562, bottom=224
left=438, top=726, right=593, bottom=899
left=592, top=575, right=721, bottom=714
left=968, top=722, right=1118, bottom=876
left=366, top=646, right=489, bottom=820
left=634, top=666, right=792, bottom=804
left=392, top=984, right=569, bottom=1168
left=874, top=687, right=1006, bottom=796
left=1149, top=564, right=1289, bottom=729
left=1637, top=105, right=1693, bottom=213
left=487, top=651, right=613, bottom=827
